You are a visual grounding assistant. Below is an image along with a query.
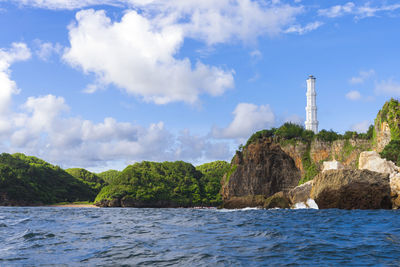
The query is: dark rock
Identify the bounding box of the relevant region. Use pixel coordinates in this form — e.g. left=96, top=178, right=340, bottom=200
left=221, top=138, right=301, bottom=208
left=263, top=192, right=290, bottom=209
left=288, top=180, right=313, bottom=204
left=310, top=169, right=391, bottom=209
left=393, top=196, right=400, bottom=209
left=220, top=195, right=267, bottom=209
left=95, top=198, right=121, bottom=207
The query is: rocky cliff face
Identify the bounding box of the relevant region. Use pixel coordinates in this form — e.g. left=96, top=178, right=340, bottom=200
left=375, top=121, right=391, bottom=152
left=280, top=139, right=372, bottom=181
left=221, top=138, right=300, bottom=206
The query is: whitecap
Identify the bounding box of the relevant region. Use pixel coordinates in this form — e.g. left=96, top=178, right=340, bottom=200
left=306, top=199, right=319, bottom=209
left=215, top=207, right=261, bottom=212
left=293, top=199, right=319, bottom=209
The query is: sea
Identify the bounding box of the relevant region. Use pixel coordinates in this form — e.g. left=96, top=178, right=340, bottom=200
left=1, top=207, right=400, bottom=266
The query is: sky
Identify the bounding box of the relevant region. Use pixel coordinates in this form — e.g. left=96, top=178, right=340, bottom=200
left=0, top=0, right=400, bottom=172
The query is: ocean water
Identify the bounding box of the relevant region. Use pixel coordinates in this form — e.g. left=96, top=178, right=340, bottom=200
left=1, top=207, right=400, bottom=266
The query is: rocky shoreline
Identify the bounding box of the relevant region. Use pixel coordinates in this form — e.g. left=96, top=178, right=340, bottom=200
left=221, top=137, right=400, bottom=210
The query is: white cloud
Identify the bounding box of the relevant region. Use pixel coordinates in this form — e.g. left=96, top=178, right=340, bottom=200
left=12, top=1, right=307, bottom=44
left=250, top=50, right=262, bottom=60
left=10, top=0, right=119, bottom=10
left=284, top=21, right=323, bottom=35
left=356, top=3, right=400, bottom=19
left=351, top=120, right=370, bottom=133
left=6, top=93, right=233, bottom=168
left=318, top=2, right=400, bottom=19
left=63, top=9, right=234, bottom=104
left=0, top=42, right=234, bottom=167
left=318, top=2, right=355, bottom=18
left=349, top=69, right=375, bottom=84
left=375, top=79, right=400, bottom=96
left=346, top=90, right=361, bottom=100
left=0, top=43, right=31, bottom=130
left=212, top=103, right=275, bottom=139
left=167, top=0, right=304, bottom=44
left=34, top=40, right=63, bottom=61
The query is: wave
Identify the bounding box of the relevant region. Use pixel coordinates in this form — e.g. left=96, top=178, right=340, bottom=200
left=293, top=199, right=319, bottom=209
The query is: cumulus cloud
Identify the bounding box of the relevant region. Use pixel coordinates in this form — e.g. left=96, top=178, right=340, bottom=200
left=12, top=1, right=306, bottom=43
left=155, top=0, right=304, bottom=44
left=0, top=43, right=31, bottom=132
left=63, top=9, right=234, bottom=104
left=318, top=2, right=400, bottom=19
left=375, top=79, right=400, bottom=97
left=212, top=103, right=275, bottom=139
left=346, top=90, right=361, bottom=100
left=0, top=42, right=233, bottom=168
left=351, top=120, right=370, bottom=133
left=7, top=93, right=233, bottom=168
left=349, top=69, right=375, bottom=84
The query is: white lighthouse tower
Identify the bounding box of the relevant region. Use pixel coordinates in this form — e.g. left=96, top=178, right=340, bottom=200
left=305, top=75, right=318, bottom=133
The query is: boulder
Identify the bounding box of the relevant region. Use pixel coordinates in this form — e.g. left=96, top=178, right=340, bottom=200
left=263, top=192, right=290, bottom=209
left=358, top=151, right=398, bottom=174
left=390, top=174, right=400, bottom=196
left=288, top=180, right=313, bottom=204
left=390, top=174, right=400, bottom=209
left=221, top=139, right=301, bottom=208
left=310, top=169, right=391, bottom=209
left=322, top=160, right=344, bottom=172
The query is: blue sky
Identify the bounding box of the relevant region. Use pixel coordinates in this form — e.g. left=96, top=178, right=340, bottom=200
left=0, top=0, right=400, bottom=171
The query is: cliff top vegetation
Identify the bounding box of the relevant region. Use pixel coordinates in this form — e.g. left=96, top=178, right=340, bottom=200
left=245, top=122, right=373, bottom=148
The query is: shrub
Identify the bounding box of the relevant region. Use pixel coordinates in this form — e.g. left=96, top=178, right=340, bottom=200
left=315, top=129, right=340, bottom=142
left=380, top=140, right=400, bottom=165
left=275, top=122, right=304, bottom=140
left=245, top=128, right=276, bottom=147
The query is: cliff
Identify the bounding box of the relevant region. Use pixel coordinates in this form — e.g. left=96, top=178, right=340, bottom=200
left=220, top=138, right=300, bottom=207
left=281, top=138, right=372, bottom=183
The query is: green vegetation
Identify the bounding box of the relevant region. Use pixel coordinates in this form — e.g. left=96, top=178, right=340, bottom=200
left=298, top=145, right=319, bottom=185
left=196, top=161, right=230, bottom=205
left=225, top=165, right=238, bottom=184
left=376, top=98, right=400, bottom=141
left=380, top=140, right=400, bottom=165
left=97, top=170, right=121, bottom=184
left=96, top=161, right=229, bottom=207
left=66, top=168, right=105, bottom=193
left=0, top=153, right=96, bottom=204
left=245, top=128, right=276, bottom=147
left=315, top=129, right=340, bottom=142
left=245, top=122, right=374, bottom=148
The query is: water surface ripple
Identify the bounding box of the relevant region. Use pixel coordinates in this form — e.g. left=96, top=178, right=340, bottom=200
left=0, top=207, right=399, bottom=266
